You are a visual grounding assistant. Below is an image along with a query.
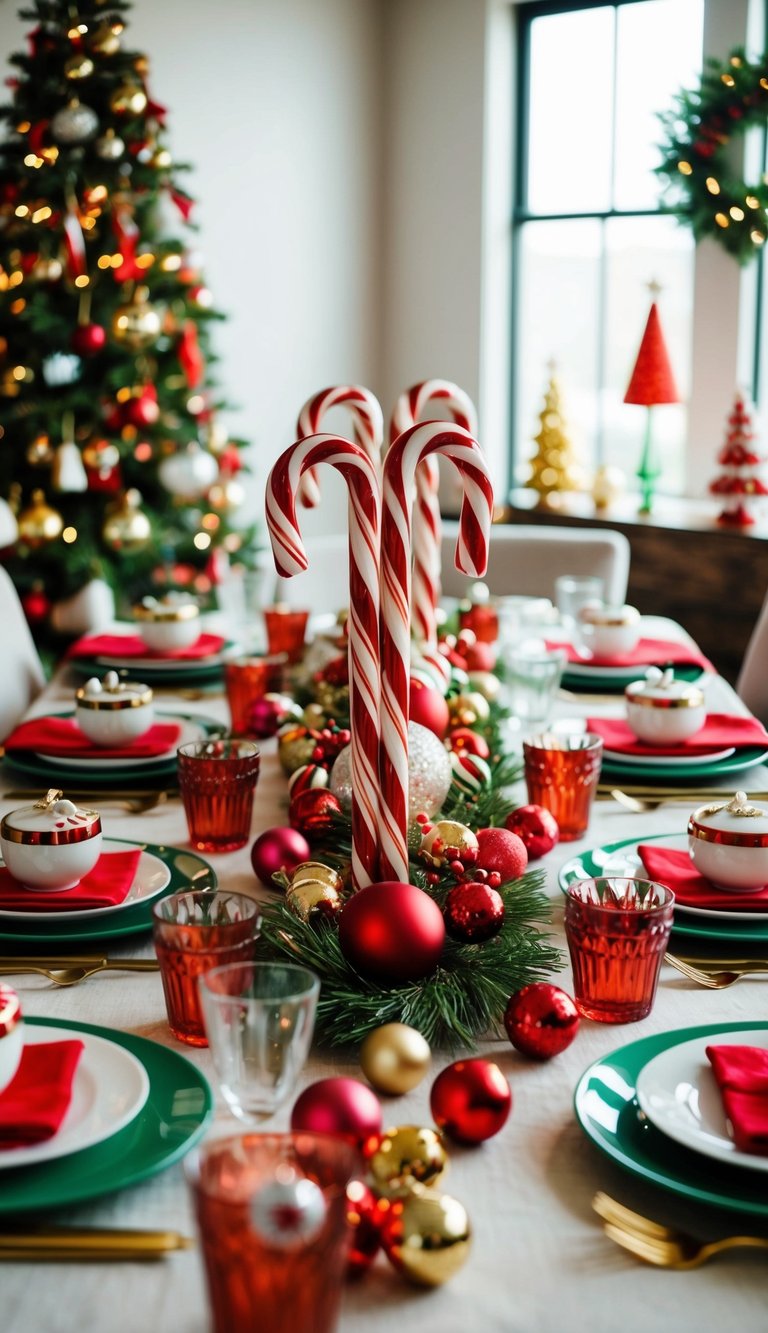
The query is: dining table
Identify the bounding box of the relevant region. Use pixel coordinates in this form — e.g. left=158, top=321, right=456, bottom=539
left=1, top=614, right=767, bottom=1333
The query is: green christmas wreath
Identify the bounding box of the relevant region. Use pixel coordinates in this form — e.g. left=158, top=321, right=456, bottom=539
left=657, top=47, right=768, bottom=264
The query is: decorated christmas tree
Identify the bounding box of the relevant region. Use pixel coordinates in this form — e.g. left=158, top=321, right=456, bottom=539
left=709, top=390, right=768, bottom=526
left=624, top=290, right=679, bottom=514
left=524, top=364, right=581, bottom=509
left=0, top=0, right=252, bottom=641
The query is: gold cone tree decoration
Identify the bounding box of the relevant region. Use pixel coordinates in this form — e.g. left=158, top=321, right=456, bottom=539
left=525, top=365, right=582, bottom=510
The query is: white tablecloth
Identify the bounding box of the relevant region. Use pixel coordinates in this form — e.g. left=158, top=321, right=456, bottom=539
left=2, top=622, right=767, bottom=1333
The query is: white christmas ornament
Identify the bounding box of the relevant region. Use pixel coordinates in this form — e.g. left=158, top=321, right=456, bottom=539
left=42, top=353, right=81, bottom=387
left=158, top=444, right=219, bottom=499
left=330, top=721, right=451, bottom=820
left=50, top=579, right=115, bottom=635
left=52, top=442, right=88, bottom=493
left=51, top=101, right=99, bottom=144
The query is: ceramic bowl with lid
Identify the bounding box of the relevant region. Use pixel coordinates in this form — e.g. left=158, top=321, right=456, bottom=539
left=75, top=670, right=154, bottom=746
left=0, top=789, right=102, bottom=892
left=0, top=985, right=23, bottom=1094
left=688, top=790, right=768, bottom=892
left=577, top=603, right=640, bottom=658
left=625, top=666, right=706, bottom=744
left=132, top=594, right=201, bottom=652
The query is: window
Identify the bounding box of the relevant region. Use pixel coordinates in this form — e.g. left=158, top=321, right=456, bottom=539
left=512, top=0, right=705, bottom=495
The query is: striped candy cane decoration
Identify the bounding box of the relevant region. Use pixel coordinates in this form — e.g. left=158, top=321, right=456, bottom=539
left=266, top=434, right=381, bottom=890
left=379, top=422, right=493, bottom=882
left=296, top=385, right=384, bottom=509
left=390, top=380, right=479, bottom=648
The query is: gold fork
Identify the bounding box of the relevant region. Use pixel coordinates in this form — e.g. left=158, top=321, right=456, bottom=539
left=593, top=1194, right=768, bottom=1268
left=664, top=953, right=768, bottom=989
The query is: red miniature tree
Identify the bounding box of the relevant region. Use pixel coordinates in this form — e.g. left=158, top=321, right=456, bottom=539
left=709, top=391, right=768, bottom=527
left=624, top=292, right=680, bottom=514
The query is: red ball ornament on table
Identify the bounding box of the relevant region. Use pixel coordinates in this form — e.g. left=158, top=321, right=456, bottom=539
left=475, top=827, right=528, bottom=882
left=504, top=983, right=579, bottom=1060
left=338, top=882, right=445, bottom=983
left=462, top=639, right=496, bottom=673
left=409, top=677, right=449, bottom=739
left=504, top=805, right=559, bottom=860
left=71, top=322, right=106, bottom=356
left=289, top=788, right=342, bottom=839
left=430, top=1058, right=511, bottom=1145
left=291, top=1076, right=382, bottom=1146
left=446, top=727, right=491, bottom=760
left=444, top=881, right=504, bottom=943
left=250, top=826, right=311, bottom=887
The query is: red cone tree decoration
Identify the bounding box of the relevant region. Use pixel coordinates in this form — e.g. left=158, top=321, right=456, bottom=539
left=709, top=391, right=768, bottom=527
left=624, top=294, right=680, bottom=514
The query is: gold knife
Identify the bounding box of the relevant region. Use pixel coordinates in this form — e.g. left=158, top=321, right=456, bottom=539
left=0, top=956, right=158, bottom=971
left=0, top=1228, right=194, bottom=1261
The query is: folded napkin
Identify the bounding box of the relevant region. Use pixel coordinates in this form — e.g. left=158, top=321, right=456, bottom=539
left=0, top=1040, right=85, bottom=1149
left=0, top=848, right=142, bottom=911
left=706, top=1044, right=768, bottom=1156
left=549, top=637, right=715, bottom=672
left=638, top=843, right=768, bottom=911
left=588, top=715, right=768, bottom=757
left=3, top=716, right=181, bottom=759
left=67, top=631, right=225, bottom=661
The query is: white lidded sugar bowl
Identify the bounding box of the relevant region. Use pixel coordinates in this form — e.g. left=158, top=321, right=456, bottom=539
left=688, top=791, right=768, bottom=893
left=75, top=670, right=154, bottom=747
left=0, top=789, right=102, bottom=892
left=625, top=666, right=706, bottom=744
left=132, top=593, right=201, bottom=652
left=0, top=986, right=23, bottom=1094
left=577, top=602, right=641, bottom=658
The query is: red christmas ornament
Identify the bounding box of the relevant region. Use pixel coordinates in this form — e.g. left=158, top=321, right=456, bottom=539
left=463, top=639, right=496, bottom=673
left=248, top=693, right=299, bottom=740
left=345, top=1179, right=383, bottom=1279
left=504, top=805, right=559, bottom=860
left=291, top=1077, right=382, bottom=1146
left=125, top=385, right=160, bottom=428
left=288, top=763, right=330, bottom=798
left=409, top=677, right=450, bottom=739
left=446, top=728, right=490, bottom=760
left=475, top=827, right=528, bottom=882
left=21, top=587, right=51, bottom=623
left=338, top=882, right=445, bottom=983
left=504, top=983, right=580, bottom=1060
left=71, top=323, right=106, bottom=356
left=444, top=881, right=504, bottom=943
left=289, top=789, right=342, bottom=839
left=430, top=1058, right=512, bottom=1145
left=250, top=827, right=311, bottom=888
left=320, top=654, right=349, bottom=687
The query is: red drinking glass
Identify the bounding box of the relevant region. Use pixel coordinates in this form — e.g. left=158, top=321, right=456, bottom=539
left=263, top=605, right=310, bottom=664
left=564, top=877, right=674, bottom=1023
left=187, top=1132, right=360, bottom=1333
left=177, top=739, right=261, bottom=853
left=152, top=890, right=261, bottom=1046
left=224, top=654, right=286, bottom=735
left=522, top=733, right=603, bottom=840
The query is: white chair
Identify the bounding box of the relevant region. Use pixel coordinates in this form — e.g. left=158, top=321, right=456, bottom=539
left=0, top=567, right=46, bottom=741
left=737, top=592, right=768, bottom=724
left=440, top=521, right=631, bottom=606
left=270, top=534, right=350, bottom=615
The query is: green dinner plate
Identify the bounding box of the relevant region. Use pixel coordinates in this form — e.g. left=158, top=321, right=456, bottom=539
left=0, top=840, right=216, bottom=947
left=600, top=744, right=768, bottom=783
left=68, top=647, right=233, bottom=686
left=559, top=831, right=768, bottom=945
left=562, top=664, right=705, bottom=694
left=0, top=1016, right=213, bottom=1217
left=574, top=1021, right=768, bottom=1218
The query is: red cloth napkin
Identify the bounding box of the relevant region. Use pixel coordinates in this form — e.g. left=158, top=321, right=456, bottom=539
left=549, top=636, right=715, bottom=672
left=638, top=843, right=768, bottom=911
left=0, top=848, right=142, bottom=911
left=588, top=715, right=768, bottom=757
left=0, top=1040, right=85, bottom=1149
left=3, top=716, right=181, bottom=759
left=67, top=631, right=225, bottom=661
left=706, top=1045, right=768, bottom=1155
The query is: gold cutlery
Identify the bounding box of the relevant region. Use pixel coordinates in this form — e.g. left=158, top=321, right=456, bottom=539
left=2, top=789, right=178, bottom=813
left=597, top=786, right=768, bottom=808
left=0, top=955, right=159, bottom=985
left=592, top=1193, right=768, bottom=1269
left=0, top=1228, right=194, bottom=1261
left=664, top=953, right=768, bottom=989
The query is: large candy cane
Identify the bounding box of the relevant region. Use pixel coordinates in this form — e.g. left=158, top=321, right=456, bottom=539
left=379, top=422, right=493, bottom=882
left=266, top=434, right=381, bottom=890
left=390, top=380, right=478, bottom=648
left=296, top=385, right=384, bottom=509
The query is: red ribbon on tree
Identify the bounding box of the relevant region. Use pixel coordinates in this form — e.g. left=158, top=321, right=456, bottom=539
left=63, top=210, right=87, bottom=281
left=178, top=321, right=204, bottom=389
left=111, top=208, right=141, bottom=283
left=168, top=186, right=195, bottom=222
left=27, top=121, right=50, bottom=156
left=145, top=93, right=168, bottom=125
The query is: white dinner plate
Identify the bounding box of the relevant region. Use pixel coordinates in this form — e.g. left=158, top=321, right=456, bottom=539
left=589, top=831, right=768, bottom=922
left=33, top=713, right=206, bottom=771
left=636, top=1029, right=768, bottom=1174
left=0, top=1022, right=150, bottom=1171
left=0, top=839, right=171, bottom=921
left=602, top=746, right=736, bottom=769
left=562, top=658, right=657, bottom=679
left=94, top=645, right=230, bottom=672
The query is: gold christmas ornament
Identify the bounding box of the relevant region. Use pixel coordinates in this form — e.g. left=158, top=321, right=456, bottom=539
left=65, top=53, right=94, bottom=80
left=467, top=671, right=501, bottom=703
left=359, top=1024, right=432, bottom=1096
left=380, top=1187, right=471, bottom=1287
left=101, top=488, right=151, bottom=552
left=111, top=288, right=162, bottom=350
left=95, top=128, right=125, bottom=160
left=89, top=22, right=122, bottom=55
left=301, top=703, right=327, bottom=729
left=109, top=82, right=148, bottom=117
left=82, top=440, right=120, bottom=472
left=26, top=434, right=53, bottom=466
left=420, top=820, right=479, bottom=869
left=286, top=877, right=341, bottom=924
left=290, top=861, right=344, bottom=894
left=278, top=726, right=318, bottom=776
left=17, top=490, right=63, bottom=547
left=365, top=1125, right=447, bottom=1197
left=314, top=679, right=349, bottom=718
left=151, top=147, right=172, bottom=170
left=447, top=691, right=490, bottom=729
left=207, top=477, right=245, bottom=512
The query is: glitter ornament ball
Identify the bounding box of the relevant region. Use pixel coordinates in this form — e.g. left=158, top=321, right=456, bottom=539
left=331, top=723, right=450, bottom=821
left=278, top=725, right=318, bottom=776
left=359, top=1023, right=431, bottom=1095
left=430, top=1058, right=512, bottom=1145
left=379, top=1188, right=471, bottom=1287
left=504, top=983, right=580, bottom=1060
left=364, top=1125, right=448, bottom=1196
left=504, top=805, right=560, bottom=860
left=409, top=677, right=450, bottom=739
left=250, top=827, right=311, bottom=887
left=444, top=881, right=504, bottom=943
left=291, top=1077, right=382, bottom=1145
left=338, top=882, right=445, bottom=983
left=475, top=827, right=528, bottom=882
left=250, top=694, right=301, bottom=740
left=289, top=789, right=342, bottom=839
left=51, top=100, right=99, bottom=144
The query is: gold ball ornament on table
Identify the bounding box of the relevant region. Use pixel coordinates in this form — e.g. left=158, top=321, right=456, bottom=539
left=379, top=1187, right=472, bottom=1287
left=420, top=820, right=479, bottom=870
left=111, top=289, right=162, bottom=350
left=290, top=861, right=345, bottom=894
left=109, top=83, right=148, bottom=117
left=278, top=725, right=319, bottom=776
left=467, top=671, right=501, bottom=703
left=359, top=1024, right=432, bottom=1096
left=17, top=490, right=63, bottom=547
left=285, top=861, right=343, bottom=924
left=447, top=692, right=490, bottom=730
left=365, top=1125, right=447, bottom=1197
left=101, top=488, right=151, bottom=552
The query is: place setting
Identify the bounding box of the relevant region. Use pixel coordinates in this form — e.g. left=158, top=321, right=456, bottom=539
left=66, top=594, right=234, bottom=685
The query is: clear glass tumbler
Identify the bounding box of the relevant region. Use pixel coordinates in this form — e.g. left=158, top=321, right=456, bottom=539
left=554, top=575, right=604, bottom=629
left=502, top=644, right=567, bottom=726
left=564, top=877, right=674, bottom=1022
